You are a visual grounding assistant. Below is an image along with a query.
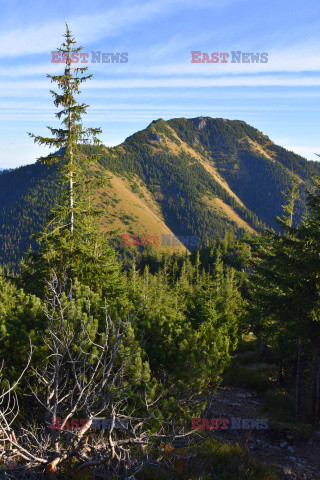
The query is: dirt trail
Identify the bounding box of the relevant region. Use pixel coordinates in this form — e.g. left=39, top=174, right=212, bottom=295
left=204, top=386, right=320, bottom=479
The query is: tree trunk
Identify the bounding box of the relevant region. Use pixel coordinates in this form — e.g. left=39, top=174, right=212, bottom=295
left=311, top=351, right=318, bottom=421
left=316, top=353, right=320, bottom=421
left=311, top=349, right=320, bottom=422
left=295, top=340, right=302, bottom=419
left=67, top=55, right=74, bottom=237
left=69, top=168, right=74, bottom=236
left=258, top=337, right=264, bottom=357
left=278, top=352, right=284, bottom=385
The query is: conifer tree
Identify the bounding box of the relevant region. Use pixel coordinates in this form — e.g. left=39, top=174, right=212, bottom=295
left=29, top=24, right=101, bottom=234
left=250, top=175, right=320, bottom=420
left=0, top=267, right=42, bottom=379
left=25, top=25, right=124, bottom=304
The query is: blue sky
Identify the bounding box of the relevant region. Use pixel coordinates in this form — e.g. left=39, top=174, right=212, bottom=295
left=1, top=0, right=320, bottom=168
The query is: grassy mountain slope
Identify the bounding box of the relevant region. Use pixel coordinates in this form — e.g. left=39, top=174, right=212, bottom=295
left=1, top=117, right=318, bottom=270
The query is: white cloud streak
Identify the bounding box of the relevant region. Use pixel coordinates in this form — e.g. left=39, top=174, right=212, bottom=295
left=0, top=0, right=238, bottom=57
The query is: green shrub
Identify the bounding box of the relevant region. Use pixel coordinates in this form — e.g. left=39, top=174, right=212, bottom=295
left=236, top=334, right=257, bottom=353
left=223, top=364, right=272, bottom=393
left=136, top=435, right=280, bottom=480
left=236, top=351, right=261, bottom=365
left=262, top=390, right=295, bottom=422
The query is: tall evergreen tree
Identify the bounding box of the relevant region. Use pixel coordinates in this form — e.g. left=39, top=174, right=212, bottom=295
left=250, top=175, right=320, bottom=420
left=24, top=25, right=124, bottom=305
left=29, top=24, right=101, bottom=234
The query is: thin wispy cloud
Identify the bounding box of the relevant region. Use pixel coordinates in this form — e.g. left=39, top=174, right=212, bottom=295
left=1, top=0, right=320, bottom=168
left=2, top=74, right=320, bottom=95
left=0, top=0, right=237, bottom=57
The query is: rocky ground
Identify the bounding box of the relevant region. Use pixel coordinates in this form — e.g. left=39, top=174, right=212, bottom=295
left=203, top=386, right=320, bottom=480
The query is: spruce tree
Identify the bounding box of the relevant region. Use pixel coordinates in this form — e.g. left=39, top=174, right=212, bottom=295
left=250, top=175, right=320, bottom=420
left=24, top=25, right=124, bottom=305
left=29, top=24, right=101, bottom=234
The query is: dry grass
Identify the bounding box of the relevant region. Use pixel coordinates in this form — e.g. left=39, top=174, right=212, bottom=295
left=206, top=197, right=255, bottom=234
left=97, top=171, right=188, bottom=253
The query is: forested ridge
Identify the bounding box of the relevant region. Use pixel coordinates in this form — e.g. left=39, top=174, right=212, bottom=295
left=1, top=115, right=319, bottom=271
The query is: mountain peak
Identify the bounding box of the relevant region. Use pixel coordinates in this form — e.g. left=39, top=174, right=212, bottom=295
left=0, top=117, right=318, bottom=269
left=190, top=116, right=208, bottom=130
